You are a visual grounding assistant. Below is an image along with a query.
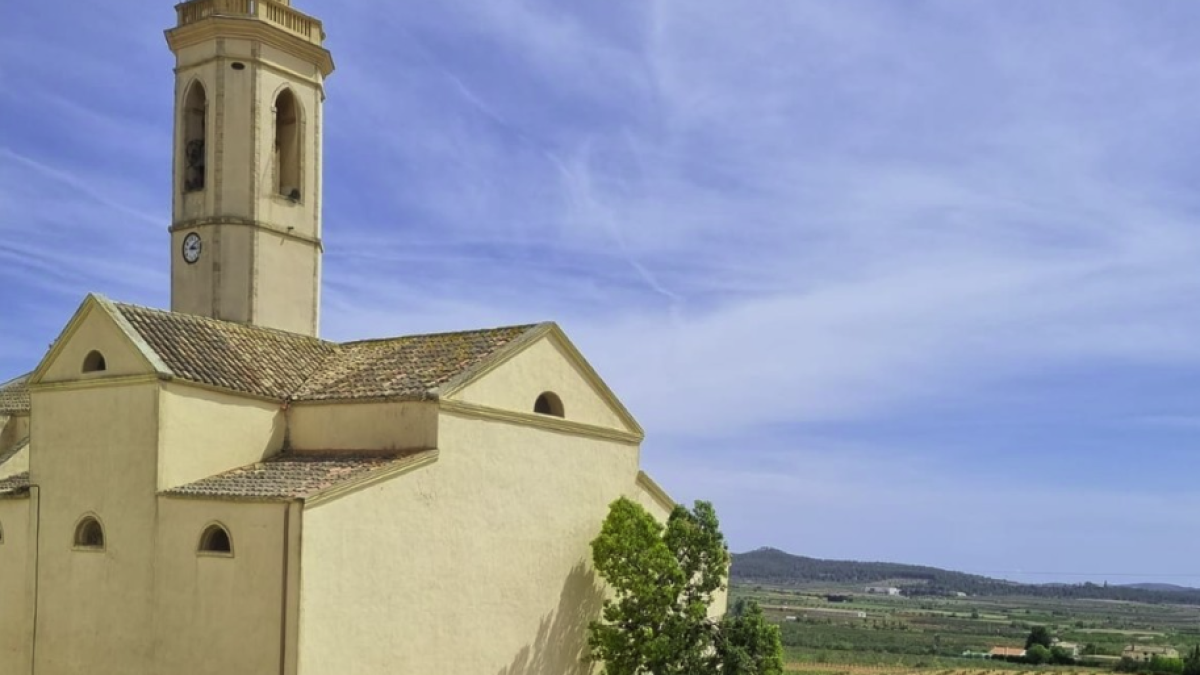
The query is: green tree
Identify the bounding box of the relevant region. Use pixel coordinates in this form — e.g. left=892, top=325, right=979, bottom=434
left=1026, top=644, right=1052, bottom=665
left=1184, top=646, right=1200, bottom=675
left=716, top=601, right=785, bottom=675
left=588, top=497, right=783, bottom=675
left=1150, top=656, right=1185, bottom=675
left=1025, top=626, right=1053, bottom=650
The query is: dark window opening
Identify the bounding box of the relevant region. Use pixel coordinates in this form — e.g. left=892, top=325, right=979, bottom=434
left=82, top=350, right=107, bottom=373
left=534, top=392, right=565, bottom=418
left=199, top=524, right=233, bottom=554
left=274, top=89, right=301, bottom=200
left=75, top=517, right=105, bottom=550
left=183, top=81, right=207, bottom=193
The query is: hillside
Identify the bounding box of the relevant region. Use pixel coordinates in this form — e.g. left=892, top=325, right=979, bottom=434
left=731, top=548, right=1200, bottom=606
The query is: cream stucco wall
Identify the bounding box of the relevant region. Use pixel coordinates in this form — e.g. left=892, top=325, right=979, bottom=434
left=158, top=382, right=286, bottom=490
left=450, top=334, right=638, bottom=433
left=288, top=400, right=437, bottom=452
left=0, top=498, right=31, bottom=673
left=0, top=414, right=30, bottom=477
left=296, top=413, right=642, bottom=675
left=37, top=302, right=153, bottom=385
left=30, top=382, right=161, bottom=675
left=153, top=499, right=293, bottom=675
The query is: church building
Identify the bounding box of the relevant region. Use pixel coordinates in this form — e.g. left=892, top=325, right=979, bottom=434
left=0, top=2, right=695, bottom=672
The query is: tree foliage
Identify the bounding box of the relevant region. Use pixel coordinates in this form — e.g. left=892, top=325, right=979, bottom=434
left=588, top=497, right=782, bottom=675
left=1025, top=625, right=1052, bottom=650
left=716, top=601, right=785, bottom=675
left=1025, top=644, right=1051, bottom=665
left=1185, top=646, right=1200, bottom=675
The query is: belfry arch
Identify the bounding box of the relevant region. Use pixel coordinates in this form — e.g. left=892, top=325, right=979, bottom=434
left=182, top=80, right=207, bottom=193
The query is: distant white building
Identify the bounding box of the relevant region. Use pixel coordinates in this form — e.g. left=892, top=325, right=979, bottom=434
left=865, top=586, right=901, bottom=596
left=1053, top=641, right=1081, bottom=658
left=1124, top=646, right=1179, bottom=662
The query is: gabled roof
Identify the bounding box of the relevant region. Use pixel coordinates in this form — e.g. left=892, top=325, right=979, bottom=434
left=162, top=451, right=434, bottom=501
left=116, top=302, right=338, bottom=399
left=0, top=374, right=30, bottom=414
left=0, top=471, right=30, bottom=499
left=67, top=298, right=542, bottom=402
left=293, top=325, right=538, bottom=402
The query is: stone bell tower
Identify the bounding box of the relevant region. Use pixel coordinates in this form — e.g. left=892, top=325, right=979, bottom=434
left=166, top=0, right=334, bottom=336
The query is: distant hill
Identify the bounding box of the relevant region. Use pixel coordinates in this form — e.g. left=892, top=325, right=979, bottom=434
left=1120, top=583, right=1198, bottom=593
left=731, top=548, right=1200, bottom=606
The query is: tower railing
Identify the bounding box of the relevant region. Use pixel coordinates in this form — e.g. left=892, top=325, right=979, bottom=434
left=175, top=0, right=325, bottom=45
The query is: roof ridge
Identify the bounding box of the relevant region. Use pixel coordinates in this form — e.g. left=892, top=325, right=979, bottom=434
left=337, top=322, right=542, bottom=347
left=0, top=372, right=31, bottom=389
left=114, top=301, right=336, bottom=346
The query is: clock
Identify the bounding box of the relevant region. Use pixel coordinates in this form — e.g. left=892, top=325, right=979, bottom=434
left=182, top=233, right=202, bottom=264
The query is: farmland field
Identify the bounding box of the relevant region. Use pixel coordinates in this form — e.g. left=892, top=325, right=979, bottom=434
left=730, top=581, right=1200, bottom=672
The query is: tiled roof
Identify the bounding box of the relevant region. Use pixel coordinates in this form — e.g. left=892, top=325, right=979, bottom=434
left=116, top=303, right=339, bottom=400
left=294, top=325, right=537, bottom=401
left=0, top=472, right=30, bottom=498
left=112, top=302, right=538, bottom=402
left=0, top=374, right=30, bottom=414
left=162, top=451, right=435, bottom=501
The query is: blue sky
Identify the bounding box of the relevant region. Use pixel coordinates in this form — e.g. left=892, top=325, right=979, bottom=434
left=3, top=1, right=1200, bottom=584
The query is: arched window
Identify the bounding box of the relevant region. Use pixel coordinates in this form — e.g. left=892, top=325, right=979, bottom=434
left=82, top=350, right=107, bottom=373
left=198, top=523, right=233, bottom=555
left=183, top=81, right=207, bottom=193
left=0, top=521, right=5, bottom=545
left=74, top=516, right=105, bottom=550
left=274, top=89, right=301, bottom=200
left=534, top=392, right=565, bottom=418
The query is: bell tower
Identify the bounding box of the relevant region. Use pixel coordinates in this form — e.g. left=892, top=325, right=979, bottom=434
left=166, top=0, right=334, bottom=336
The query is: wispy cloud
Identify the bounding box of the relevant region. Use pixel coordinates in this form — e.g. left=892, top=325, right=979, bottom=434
left=5, top=0, right=1200, bottom=579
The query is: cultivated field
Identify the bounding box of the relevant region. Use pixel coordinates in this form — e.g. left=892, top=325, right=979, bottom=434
left=731, top=581, right=1200, bottom=673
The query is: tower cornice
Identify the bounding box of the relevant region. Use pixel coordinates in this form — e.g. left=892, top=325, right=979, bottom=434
left=166, top=10, right=334, bottom=78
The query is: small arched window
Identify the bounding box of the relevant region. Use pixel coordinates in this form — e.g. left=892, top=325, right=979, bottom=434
left=534, top=392, right=565, bottom=418
left=198, top=523, right=233, bottom=555
left=183, top=81, right=207, bottom=193
left=74, top=516, right=105, bottom=550
left=274, top=89, right=301, bottom=200
left=82, top=350, right=107, bottom=373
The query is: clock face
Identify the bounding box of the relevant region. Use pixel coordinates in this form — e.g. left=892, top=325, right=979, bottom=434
left=182, top=233, right=202, bottom=264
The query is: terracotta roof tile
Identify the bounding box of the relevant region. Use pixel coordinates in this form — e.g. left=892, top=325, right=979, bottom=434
left=162, top=451, right=433, bottom=500
left=0, top=471, right=30, bottom=498
left=0, top=374, right=30, bottom=414
left=116, top=303, right=339, bottom=399
left=111, top=303, right=537, bottom=402
left=294, top=325, right=536, bottom=402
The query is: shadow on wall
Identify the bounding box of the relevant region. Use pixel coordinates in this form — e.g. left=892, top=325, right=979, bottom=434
left=496, top=561, right=604, bottom=675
